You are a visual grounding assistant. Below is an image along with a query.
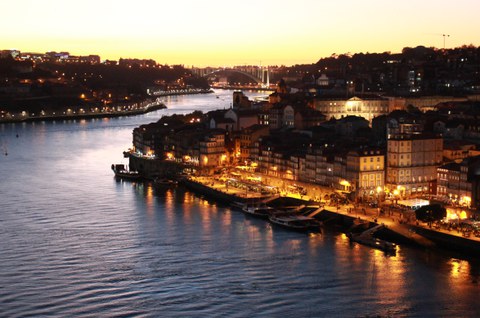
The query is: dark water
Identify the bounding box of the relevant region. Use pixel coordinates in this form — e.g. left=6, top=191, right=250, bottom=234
left=1, top=90, right=479, bottom=317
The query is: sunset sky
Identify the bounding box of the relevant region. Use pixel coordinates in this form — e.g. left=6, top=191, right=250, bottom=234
left=2, top=0, right=479, bottom=67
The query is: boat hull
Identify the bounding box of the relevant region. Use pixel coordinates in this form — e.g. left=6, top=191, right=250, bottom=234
left=111, top=164, right=141, bottom=180
left=269, top=215, right=321, bottom=232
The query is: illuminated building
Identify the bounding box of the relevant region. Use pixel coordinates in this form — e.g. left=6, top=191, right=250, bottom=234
left=310, top=95, right=390, bottom=123
left=437, top=155, right=480, bottom=208
left=386, top=133, right=443, bottom=197
left=346, top=148, right=385, bottom=200
left=199, top=130, right=226, bottom=169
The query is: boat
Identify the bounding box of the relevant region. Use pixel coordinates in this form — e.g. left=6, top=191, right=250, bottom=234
left=347, top=226, right=396, bottom=254
left=154, top=178, right=178, bottom=187
left=268, top=214, right=322, bottom=232
left=231, top=201, right=246, bottom=210
left=348, top=233, right=396, bottom=254
left=111, top=164, right=141, bottom=180
left=242, top=204, right=276, bottom=219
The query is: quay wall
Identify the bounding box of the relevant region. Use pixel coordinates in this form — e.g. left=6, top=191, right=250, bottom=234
left=150, top=89, right=213, bottom=97
left=315, top=209, right=426, bottom=246
left=180, top=179, right=248, bottom=205
left=128, top=156, right=182, bottom=180
left=412, top=225, right=480, bottom=255
left=126, top=157, right=480, bottom=256
left=0, top=103, right=166, bottom=123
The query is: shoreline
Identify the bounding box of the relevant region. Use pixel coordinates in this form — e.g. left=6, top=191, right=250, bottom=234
left=127, top=154, right=475, bottom=254
left=0, top=88, right=213, bottom=124
left=0, top=102, right=167, bottom=124
left=149, top=88, right=213, bottom=97
left=174, top=176, right=480, bottom=257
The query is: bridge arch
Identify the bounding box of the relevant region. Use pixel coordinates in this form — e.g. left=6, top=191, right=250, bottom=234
left=202, top=69, right=264, bottom=84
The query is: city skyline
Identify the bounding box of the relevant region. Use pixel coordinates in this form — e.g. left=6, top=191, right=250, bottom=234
left=2, top=0, right=480, bottom=66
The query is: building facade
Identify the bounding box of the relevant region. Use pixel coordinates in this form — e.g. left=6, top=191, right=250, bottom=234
left=386, top=134, right=443, bottom=197
left=310, top=96, right=389, bottom=122
left=346, top=148, right=385, bottom=201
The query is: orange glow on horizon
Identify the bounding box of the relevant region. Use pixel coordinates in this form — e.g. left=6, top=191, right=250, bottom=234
left=2, top=0, right=479, bottom=67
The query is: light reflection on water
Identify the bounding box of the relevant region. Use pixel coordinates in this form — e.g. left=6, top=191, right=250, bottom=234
left=1, top=90, right=480, bottom=317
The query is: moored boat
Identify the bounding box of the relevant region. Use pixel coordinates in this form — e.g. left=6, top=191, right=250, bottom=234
left=242, top=204, right=276, bottom=219
left=269, top=214, right=321, bottom=232
left=347, top=232, right=396, bottom=254
left=111, top=164, right=141, bottom=180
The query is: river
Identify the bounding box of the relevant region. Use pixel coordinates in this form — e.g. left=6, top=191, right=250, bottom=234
left=0, top=89, right=479, bottom=317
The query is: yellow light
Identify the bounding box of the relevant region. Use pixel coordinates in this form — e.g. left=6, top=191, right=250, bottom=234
left=393, top=189, right=399, bottom=196
left=376, top=186, right=382, bottom=193
left=339, top=179, right=350, bottom=187
left=461, top=196, right=471, bottom=206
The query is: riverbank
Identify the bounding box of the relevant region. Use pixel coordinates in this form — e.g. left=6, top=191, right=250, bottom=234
left=149, top=88, right=213, bottom=97
left=0, top=88, right=215, bottom=124
left=127, top=155, right=480, bottom=255
left=0, top=99, right=166, bottom=123
left=182, top=173, right=480, bottom=256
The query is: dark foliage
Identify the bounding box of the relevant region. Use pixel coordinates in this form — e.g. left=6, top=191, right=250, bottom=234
left=415, top=204, right=447, bottom=222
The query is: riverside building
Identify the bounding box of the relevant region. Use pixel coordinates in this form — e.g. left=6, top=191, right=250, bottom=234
left=309, top=95, right=390, bottom=123
left=386, top=132, right=443, bottom=198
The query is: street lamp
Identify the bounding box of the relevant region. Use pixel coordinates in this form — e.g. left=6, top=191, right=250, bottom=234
left=393, top=189, right=399, bottom=204
left=376, top=186, right=383, bottom=202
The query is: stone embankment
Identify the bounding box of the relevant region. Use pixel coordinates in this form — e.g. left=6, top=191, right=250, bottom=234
left=0, top=99, right=166, bottom=123
left=127, top=156, right=480, bottom=257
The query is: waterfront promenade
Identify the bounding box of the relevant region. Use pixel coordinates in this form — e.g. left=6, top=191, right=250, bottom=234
left=0, top=99, right=165, bottom=123
left=0, top=88, right=213, bottom=124
left=185, top=171, right=480, bottom=254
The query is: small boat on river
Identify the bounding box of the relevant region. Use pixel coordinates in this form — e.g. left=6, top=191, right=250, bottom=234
left=111, top=164, right=141, bottom=180
left=347, top=224, right=396, bottom=254
left=269, top=214, right=321, bottom=232
left=242, top=204, right=276, bottom=219
left=348, top=232, right=396, bottom=254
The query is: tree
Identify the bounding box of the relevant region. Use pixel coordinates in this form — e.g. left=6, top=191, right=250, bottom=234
left=415, top=204, right=446, bottom=223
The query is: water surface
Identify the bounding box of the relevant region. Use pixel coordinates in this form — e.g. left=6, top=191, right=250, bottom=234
left=1, top=90, right=479, bottom=317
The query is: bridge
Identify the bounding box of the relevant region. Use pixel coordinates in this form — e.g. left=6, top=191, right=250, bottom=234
left=191, top=66, right=270, bottom=87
